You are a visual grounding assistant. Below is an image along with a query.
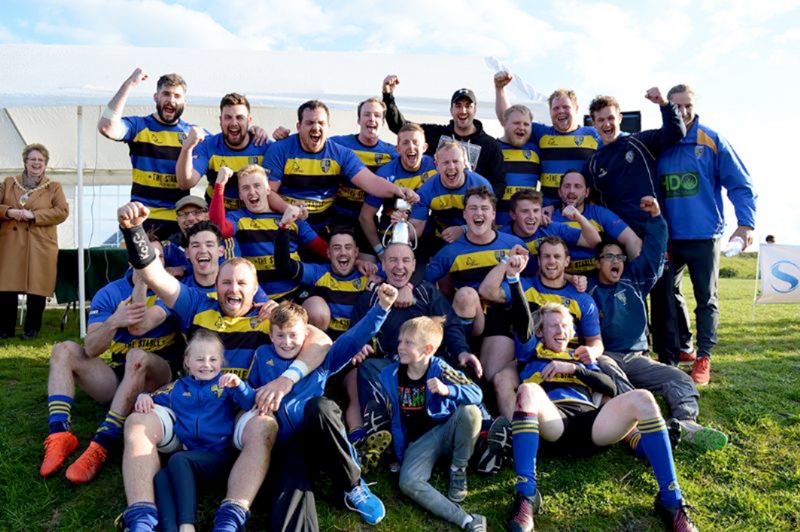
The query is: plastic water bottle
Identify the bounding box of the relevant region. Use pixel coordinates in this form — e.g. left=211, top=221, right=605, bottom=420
left=723, top=236, right=745, bottom=257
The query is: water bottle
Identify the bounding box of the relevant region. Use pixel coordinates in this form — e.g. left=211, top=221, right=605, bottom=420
left=723, top=236, right=744, bottom=257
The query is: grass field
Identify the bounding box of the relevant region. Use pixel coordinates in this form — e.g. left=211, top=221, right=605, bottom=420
left=1, top=254, right=799, bottom=531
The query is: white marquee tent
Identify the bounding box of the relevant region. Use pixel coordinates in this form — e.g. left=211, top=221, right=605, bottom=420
left=0, top=43, right=550, bottom=333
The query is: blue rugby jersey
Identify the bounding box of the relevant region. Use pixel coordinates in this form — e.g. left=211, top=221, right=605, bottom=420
left=248, top=302, right=389, bottom=441
left=301, top=263, right=369, bottom=338
left=497, top=221, right=581, bottom=276
left=519, top=343, right=604, bottom=409
left=425, top=231, right=525, bottom=289
left=264, top=135, right=365, bottom=232
left=367, top=155, right=437, bottom=242
left=151, top=374, right=255, bottom=452
left=532, top=124, right=600, bottom=207
left=120, top=115, right=198, bottom=221
left=497, top=139, right=541, bottom=225
left=193, top=133, right=271, bottom=210
left=409, top=170, right=492, bottom=238
left=226, top=209, right=319, bottom=300
left=87, top=271, right=183, bottom=366
left=551, top=203, right=628, bottom=274
left=330, top=134, right=397, bottom=219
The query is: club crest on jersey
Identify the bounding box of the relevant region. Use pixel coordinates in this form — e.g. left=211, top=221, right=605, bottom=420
left=250, top=317, right=261, bottom=329
left=291, top=160, right=301, bottom=172
left=211, top=384, right=224, bottom=398
left=466, top=256, right=477, bottom=267
left=215, top=316, right=225, bottom=329
left=250, top=156, right=259, bottom=164
left=321, top=159, right=331, bottom=173
left=352, top=278, right=363, bottom=289
left=615, top=290, right=627, bottom=305
left=178, top=132, right=188, bottom=145
left=151, top=133, right=161, bottom=144
left=523, top=150, right=533, bottom=160
left=625, top=151, right=634, bottom=163
left=374, top=153, right=385, bottom=165
left=574, top=136, right=584, bottom=146
left=695, top=146, right=705, bottom=158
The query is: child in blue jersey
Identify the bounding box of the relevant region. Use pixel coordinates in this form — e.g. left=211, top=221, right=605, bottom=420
left=209, top=164, right=328, bottom=300
left=246, top=284, right=399, bottom=530
left=377, top=316, right=487, bottom=531
left=124, top=330, right=255, bottom=532
left=506, top=292, right=697, bottom=532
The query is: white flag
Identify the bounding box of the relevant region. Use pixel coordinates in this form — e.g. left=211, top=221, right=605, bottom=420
left=757, top=244, right=800, bottom=304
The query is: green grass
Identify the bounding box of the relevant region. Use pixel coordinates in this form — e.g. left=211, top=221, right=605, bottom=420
left=1, top=255, right=799, bottom=530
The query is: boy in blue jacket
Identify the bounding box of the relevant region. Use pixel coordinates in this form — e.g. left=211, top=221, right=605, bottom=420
left=123, top=330, right=255, bottom=532
left=378, top=316, right=487, bottom=531
left=247, top=284, right=398, bottom=531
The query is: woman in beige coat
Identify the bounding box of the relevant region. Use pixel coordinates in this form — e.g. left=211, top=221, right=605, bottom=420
left=0, top=144, right=69, bottom=340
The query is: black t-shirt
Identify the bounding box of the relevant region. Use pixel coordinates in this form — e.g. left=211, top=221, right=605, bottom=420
left=398, top=363, right=440, bottom=443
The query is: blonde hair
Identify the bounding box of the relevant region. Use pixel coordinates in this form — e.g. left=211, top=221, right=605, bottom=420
left=220, top=257, right=257, bottom=277
left=23, top=143, right=49, bottom=165
left=270, top=301, right=308, bottom=330
left=238, top=164, right=266, bottom=181
left=185, top=329, right=226, bottom=361
left=503, top=104, right=533, bottom=123
left=548, top=89, right=578, bottom=109
left=399, top=316, right=445, bottom=352
left=533, top=302, right=574, bottom=336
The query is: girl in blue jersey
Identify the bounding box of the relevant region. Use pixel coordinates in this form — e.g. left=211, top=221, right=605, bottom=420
left=129, top=330, right=255, bottom=532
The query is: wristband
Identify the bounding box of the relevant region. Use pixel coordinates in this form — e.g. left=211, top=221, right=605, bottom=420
left=102, top=106, right=121, bottom=122
left=506, top=273, right=520, bottom=283
left=280, top=360, right=309, bottom=384
left=373, top=243, right=385, bottom=255
left=461, top=224, right=468, bottom=233
left=121, top=224, right=157, bottom=269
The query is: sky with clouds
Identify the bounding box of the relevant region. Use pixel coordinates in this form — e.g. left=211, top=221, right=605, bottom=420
left=2, top=0, right=798, bottom=243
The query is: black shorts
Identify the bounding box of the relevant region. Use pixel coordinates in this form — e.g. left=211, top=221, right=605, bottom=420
left=482, top=304, right=514, bottom=339
left=540, top=403, right=603, bottom=457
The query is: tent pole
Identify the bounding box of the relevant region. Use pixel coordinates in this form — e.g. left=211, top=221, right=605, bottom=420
left=77, top=106, right=87, bottom=338
left=752, top=244, right=761, bottom=320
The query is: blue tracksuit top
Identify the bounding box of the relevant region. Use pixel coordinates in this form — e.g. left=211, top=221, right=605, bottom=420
left=657, top=116, right=756, bottom=239
left=585, top=103, right=685, bottom=236
left=587, top=216, right=667, bottom=352
left=379, top=356, right=483, bottom=463
left=151, top=374, right=255, bottom=453
left=247, top=303, right=389, bottom=442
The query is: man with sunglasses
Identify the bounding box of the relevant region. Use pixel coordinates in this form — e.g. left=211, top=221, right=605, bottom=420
left=586, top=196, right=726, bottom=451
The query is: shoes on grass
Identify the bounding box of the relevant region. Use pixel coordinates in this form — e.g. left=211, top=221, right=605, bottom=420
left=465, top=513, right=487, bottom=532
left=678, top=420, right=728, bottom=451
left=358, top=430, right=392, bottom=475
left=477, top=416, right=512, bottom=474
left=66, top=441, right=108, bottom=484
left=40, top=431, right=78, bottom=477
left=448, top=466, right=468, bottom=502
left=691, top=357, right=711, bottom=386
left=508, top=490, right=542, bottom=532
left=654, top=496, right=698, bottom=532
left=679, top=350, right=697, bottom=364
left=344, top=479, right=385, bottom=525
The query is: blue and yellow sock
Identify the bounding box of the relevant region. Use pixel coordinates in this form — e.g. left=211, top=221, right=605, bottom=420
left=47, top=395, right=73, bottom=434
left=123, top=501, right=158, bottom=532
left=511, top=411, right=539, bottom=497
left=92, top=410, right=126, bottom=449
left=213, top=499, right=251, bottom=532
left=624, top=429, right=648, bottom=460
left=638, top=416, right=682, bottom=507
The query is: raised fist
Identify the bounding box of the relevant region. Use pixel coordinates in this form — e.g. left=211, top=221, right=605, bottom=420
left=494, top=70, right=513, bottom=89
left=644, top=87, right=666, bottom=106
left=383, top=75, right=400, bottom=94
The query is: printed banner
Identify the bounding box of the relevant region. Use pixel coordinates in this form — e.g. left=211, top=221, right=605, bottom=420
left=757, top=244, right=800, bottom=304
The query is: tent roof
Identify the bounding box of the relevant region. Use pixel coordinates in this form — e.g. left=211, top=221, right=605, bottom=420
left=0, top=44, right=548, bottom=117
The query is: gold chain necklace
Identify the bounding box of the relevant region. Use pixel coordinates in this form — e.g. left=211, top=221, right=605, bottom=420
left=13, top=176, right=49, bottom=207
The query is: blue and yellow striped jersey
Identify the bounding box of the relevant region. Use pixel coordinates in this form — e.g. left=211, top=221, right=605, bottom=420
left=330, top=134, right=397, bottom=219
left=368, top=155, right=437, bottom=240
left=425, top=231, right=525, bottom=289
left=532, top=124, right=600, bottom=207
left=497, top=139, right=541, bottom=225
left=301, top=264, right=369, bottom=338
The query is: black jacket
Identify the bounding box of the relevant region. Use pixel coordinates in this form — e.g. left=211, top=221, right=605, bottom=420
left=383, top=92, right=505, bottom=198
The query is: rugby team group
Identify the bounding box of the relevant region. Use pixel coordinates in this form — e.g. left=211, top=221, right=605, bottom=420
left=38, top=66, right=756, bottom=532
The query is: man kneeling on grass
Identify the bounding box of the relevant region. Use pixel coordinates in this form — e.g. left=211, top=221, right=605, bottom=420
left=377, top=316, right=487, bottom=531
left=506, top=280, right=697, bottom=531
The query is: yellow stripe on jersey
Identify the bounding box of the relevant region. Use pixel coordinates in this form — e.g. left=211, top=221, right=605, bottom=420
left=524, top=371, right=592, bottom=389
left=523, top=287, right=583, bottom=320
left=132, top=128, right=186, bottom=148
left=236, top=217, right=299, bottom=233
left=132, top=168, right=178, bottom=189
left=559, top=219, right=603, bottom=232
left=431, top=194, right=466, bottom=211
left=396, top=169, right=437, bottom=190
left=244, top=252, right=301, bottom=271
left=450, top=249, right=503, bottom=273
left=193, top=308, right=272, bottom=334
left=697, top=130, right=718, bottom=154
left=503, top=149, right=541, bottom=163
left=352, top=150, right=392, bottom=167
left=110, top=333, right=178, bottom=355
left=336, top=184, right=366, bottom=202
left=282, top=195, right=334, bottom=214
left=283, top=158, right=343, bottom=176
left=540, top=173, right=563, bottom=188
left=329, top=317, right=351, bottom=332
left=147, top=207, right=177, bottom=221
left=539, top=135, right=599, bottom=150
left=502, top=185, right=538, bottom=200
left=209, top=154, right=265, bottom=171
left=315, top=273, right=368, bottom=292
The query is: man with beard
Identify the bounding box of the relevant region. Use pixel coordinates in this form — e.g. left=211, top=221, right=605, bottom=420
left=210, top=164, right=328, bottom=301
left=496, top=105, right=541, bottom=226
left=585, top=88, right=686, bottom=366
left=359, top=123, right=437, bottom=262
left=98, top=69, right=196, bottom=239
left=494, top=71, right=600, bottom=207
left=264, top=100, right=418, bottom=235
left=116, top=201, right=333, bottom=532
left=551, top=170, right=641, bottom=274
left=330, top=97, right=398, bottom=228
left=409, top=141, right=493, bottom=259
left=176, top=93, right=272, bottom=210
left=477, top=237, right=603, bottom=473
left=657, top=84, right=756, bottom=385
left=382, top=75, right=505, bottom=197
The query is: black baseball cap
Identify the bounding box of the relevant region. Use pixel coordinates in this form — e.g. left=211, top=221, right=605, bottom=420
left=451, top=88, right=476, bottom=105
